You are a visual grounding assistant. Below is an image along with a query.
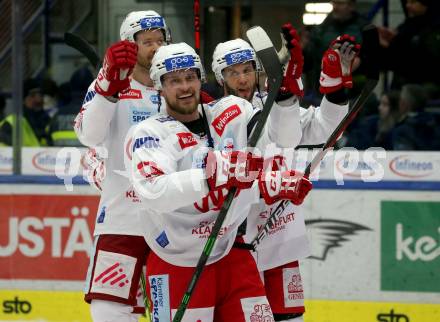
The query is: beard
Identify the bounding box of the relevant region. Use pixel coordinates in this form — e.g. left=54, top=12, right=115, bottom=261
left=137, top=58, right=151, bottom=71
left=165, top=92, right=199, bottom=116
left=224, top=82, right=254, bottom=102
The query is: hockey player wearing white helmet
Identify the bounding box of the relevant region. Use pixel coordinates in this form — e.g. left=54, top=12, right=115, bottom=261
left=129, top=42, right=312, bottom=322
left=212, top=24, right=360, bottom=322
left=74, top=10, right=170, bottom=322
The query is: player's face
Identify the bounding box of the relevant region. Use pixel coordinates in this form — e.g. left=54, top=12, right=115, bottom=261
left=222, top=61, right=257, bottom=102
left=135, top=29, right=165, bottom=69
left=162, top=69, right=201, bottom=117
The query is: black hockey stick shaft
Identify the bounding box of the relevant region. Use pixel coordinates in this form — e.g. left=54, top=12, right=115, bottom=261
left=173, top=26, right=283, bottom=322
left=250, top=24, right=380, bottom=248
left=64, top=32, right=101, bottom=70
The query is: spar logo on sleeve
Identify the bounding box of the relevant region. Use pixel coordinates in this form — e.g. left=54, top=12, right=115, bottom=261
left=129, top=107, right=152, bottom=124
left=212, top=104, right=241, bottom=136
left=149, top=275, right=171, bottom=322
left=0, top=195, right=98, bottom=280
left=176, top=132, right=198, bottom=149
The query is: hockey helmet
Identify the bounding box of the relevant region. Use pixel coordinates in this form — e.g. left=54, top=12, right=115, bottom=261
left=211, top=38, right=261, bottom=85
left=150, top=42, right=206, bottom=90
left=120, top=10, right=171, bottom=43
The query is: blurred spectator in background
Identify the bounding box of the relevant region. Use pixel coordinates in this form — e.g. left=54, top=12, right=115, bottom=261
left=378, top=0, right=440, bottom=94
left=392, top=84, right=440, bottom=150
left=41, top=75, right=60, bottom=118
left=303, top=0, right=369, bottom=100
left=346, top=91, right=400, bottom=149
left=48, top=66, right=93, bottom=146
left=0, top=78, right=51, bottom=146
left=0, top=92, right=5, bottom=120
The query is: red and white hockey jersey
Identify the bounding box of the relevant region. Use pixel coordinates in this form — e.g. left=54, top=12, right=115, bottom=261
left=74, top=78, right=165, bottom=237
left=246, top=94, right=349, bottom=271
left=130, top=95, right=301, bottom=267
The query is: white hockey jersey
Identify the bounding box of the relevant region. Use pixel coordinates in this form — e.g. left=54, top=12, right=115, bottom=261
left=130, top=95, right=301, bottom=267
left=74, top=78, right=165, bottom=236
left=246, top=93, right=349, bottom=271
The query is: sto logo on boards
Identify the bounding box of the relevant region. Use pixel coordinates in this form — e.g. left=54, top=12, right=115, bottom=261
left=2, top=296, right=32, bottom=314
left=377, top=309, right=410, bottom=322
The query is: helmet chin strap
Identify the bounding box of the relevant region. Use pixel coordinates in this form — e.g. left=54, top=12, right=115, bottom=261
left=156, top=90, right=162, bottom=113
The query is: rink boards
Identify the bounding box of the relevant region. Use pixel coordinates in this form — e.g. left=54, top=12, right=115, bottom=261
left=0, top=148, right=439, bottom=321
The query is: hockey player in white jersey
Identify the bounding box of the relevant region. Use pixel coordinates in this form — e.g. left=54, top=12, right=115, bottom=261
left=129, top=42, right=312, bottom=321
left=73, top=10, right=170, bottom=322
left=211, top=24, right=359, bottom=321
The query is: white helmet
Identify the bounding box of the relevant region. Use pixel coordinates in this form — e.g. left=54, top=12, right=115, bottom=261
left=120, top=10, right=171, bottom=43
left=211, top=38, right=261, bottom=85
left=150, top=42, right=206, bottom=90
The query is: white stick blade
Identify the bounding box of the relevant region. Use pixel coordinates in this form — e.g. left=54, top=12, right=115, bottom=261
left=246, top=26, right=274, bottom=52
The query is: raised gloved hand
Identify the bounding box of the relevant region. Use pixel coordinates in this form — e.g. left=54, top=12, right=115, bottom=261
left=277, top=23, right=304, bottom=100
left=95, top=40, right=138, bottom=97
left=258, top=170, right=312, bottom=205
left=205, top=150, right=263, bottom=192
left=319, top=34, right=361, bottom=94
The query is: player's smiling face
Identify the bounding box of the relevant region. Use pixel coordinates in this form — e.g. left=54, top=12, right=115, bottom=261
left=222, top=61, right=257, bottom=102
left=162, top=68, right=201, bottom=118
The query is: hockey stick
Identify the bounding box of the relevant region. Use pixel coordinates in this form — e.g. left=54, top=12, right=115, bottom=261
left=172, top=26, right=283, bottom=322
left=64, top=32, right=101, bottom=70
left=250, top=25, right=380, bottom=249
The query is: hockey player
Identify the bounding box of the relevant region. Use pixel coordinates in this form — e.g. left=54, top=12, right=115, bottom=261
left=211, top=25, right=359, bottom=321
left=129, top=42, right=312, bottom=322
left=74, top=10, right=170, bottom=322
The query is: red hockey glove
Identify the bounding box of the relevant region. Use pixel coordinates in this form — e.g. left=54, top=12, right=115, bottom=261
left=258, top=170, right=312, bottom=205
left=205, top=150, right=263, bottom=191
left=277, top=23, right=304, bottom=100
left=95, top=40, right=138, bottom=97
left=319, top=34, right=361, bottom=94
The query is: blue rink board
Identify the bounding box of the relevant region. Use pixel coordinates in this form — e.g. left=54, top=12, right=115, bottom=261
left=1, top=175, right=440, bottom=191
